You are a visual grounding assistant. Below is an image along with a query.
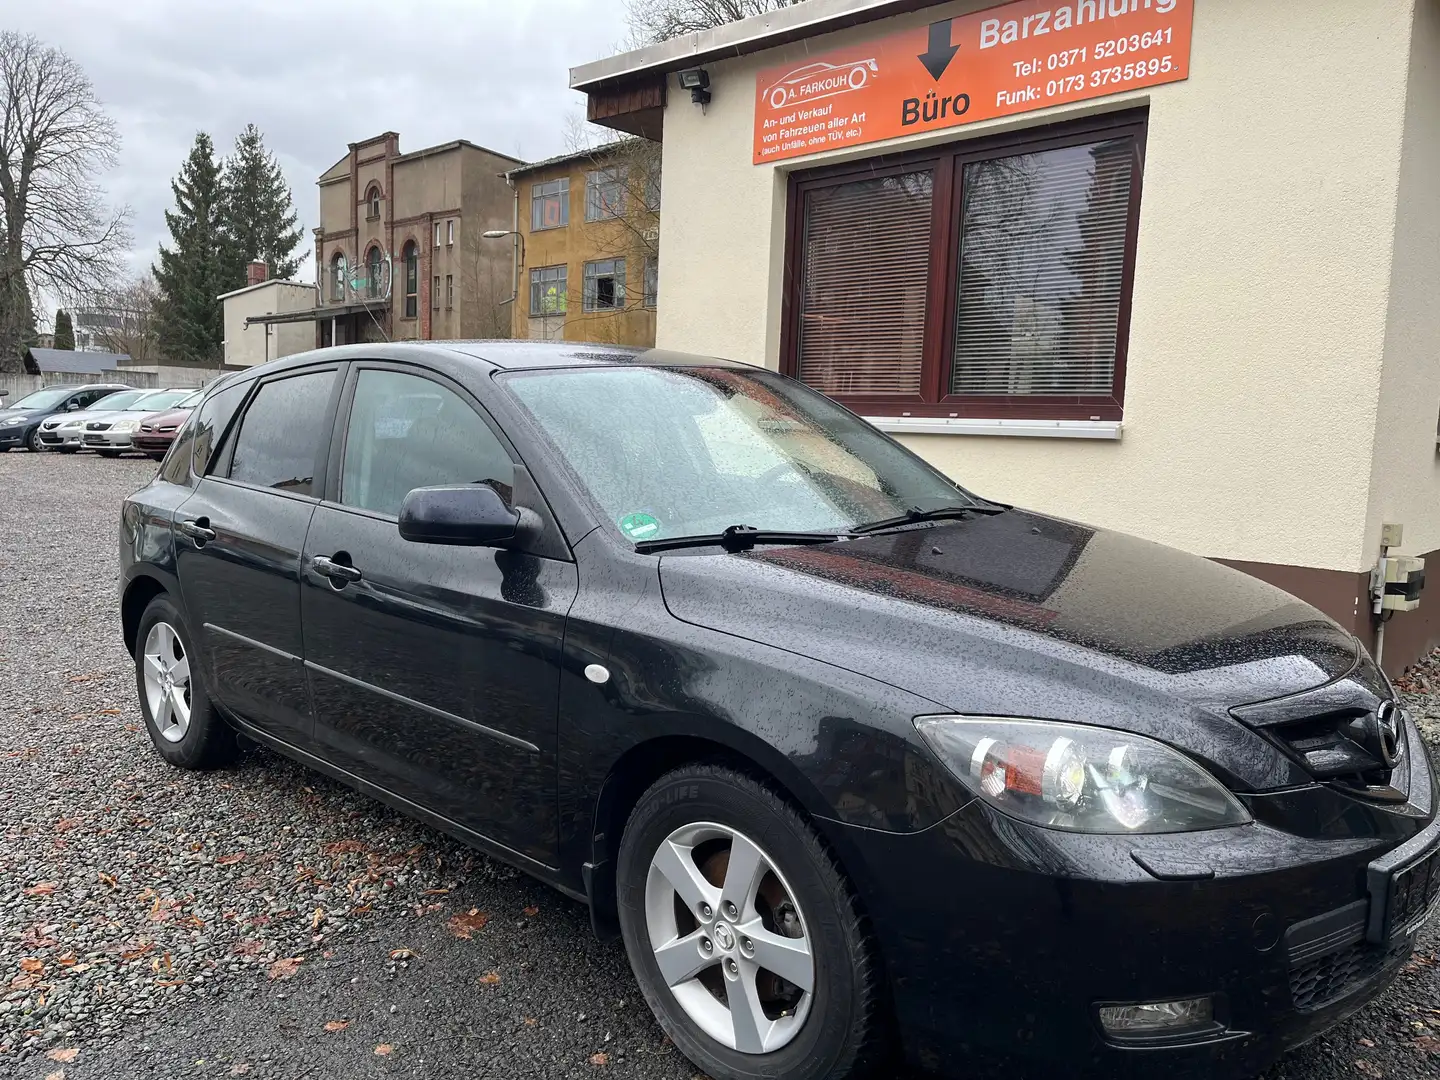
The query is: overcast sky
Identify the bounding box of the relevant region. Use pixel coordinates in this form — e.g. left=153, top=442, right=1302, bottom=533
left=10, top=0, right=625, bottom=298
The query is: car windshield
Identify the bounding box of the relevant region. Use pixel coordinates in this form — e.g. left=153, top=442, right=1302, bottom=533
left=503, top=365, right=975, bottom=543
left=7, top=387, right=73, bottom=411
left=174, top=391, right=202, bottom=409
left=127, top=390, right=194, bottom=412
left=87, top=390, right=147, bottom=411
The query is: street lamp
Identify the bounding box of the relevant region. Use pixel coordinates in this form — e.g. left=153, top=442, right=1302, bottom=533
left=482, top=229, right=525, bottom=308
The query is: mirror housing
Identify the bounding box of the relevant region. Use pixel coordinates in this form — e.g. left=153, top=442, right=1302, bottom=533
left=66, top=402, right=80, bottom=411
left=398, top=484, right=520, bottom=546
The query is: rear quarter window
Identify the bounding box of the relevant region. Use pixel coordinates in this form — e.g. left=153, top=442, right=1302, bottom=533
left=191, top=382, right=250, bottom=477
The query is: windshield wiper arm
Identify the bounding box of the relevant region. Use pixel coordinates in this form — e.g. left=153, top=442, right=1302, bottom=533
left=851, top=503, right=1005, bottom=535
left=634, top=524, right=854, bottom=555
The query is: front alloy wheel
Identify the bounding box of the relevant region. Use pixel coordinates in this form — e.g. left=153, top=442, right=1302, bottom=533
left=645, top=822, right=814, bottom=1053
left=618, top=766, right=885, bottom=1080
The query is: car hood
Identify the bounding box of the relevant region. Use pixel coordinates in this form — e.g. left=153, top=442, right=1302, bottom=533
left=658, top=510, right=1365, bottom=790
left=137, top=407, right=192, bottom=428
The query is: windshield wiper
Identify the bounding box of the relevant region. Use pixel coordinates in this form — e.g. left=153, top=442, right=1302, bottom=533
left=634, top=524, right=854, bottom=555
left=851, top=503, right=1006, bottom=535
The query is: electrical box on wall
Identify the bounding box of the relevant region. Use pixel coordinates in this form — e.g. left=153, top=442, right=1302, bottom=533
left=1375, top=556, right=1426, bottom=613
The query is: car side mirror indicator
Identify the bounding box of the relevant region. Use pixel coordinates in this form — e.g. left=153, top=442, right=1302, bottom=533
left=398, top=484, right=520, bottom=546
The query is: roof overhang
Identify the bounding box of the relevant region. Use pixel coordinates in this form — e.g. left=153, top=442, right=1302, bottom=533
left=245, top=299, right=387, bottom=327
left=570, top=0, right=941, bottom=137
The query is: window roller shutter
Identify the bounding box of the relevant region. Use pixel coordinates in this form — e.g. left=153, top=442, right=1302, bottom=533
left=796, top=171, right=933, bottom=397
left=951, top=139, right=1134, bottom=398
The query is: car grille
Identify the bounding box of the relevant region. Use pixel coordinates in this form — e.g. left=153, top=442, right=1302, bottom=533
left=42, top=420, right=61, bottom=430
left=1290, top=936, right=1411, bottom=1012
left=86, top=421, right=112, bottom=432
left=139, top=424, right=154, bottom=433
left=159, top=425, right=176, bottom=433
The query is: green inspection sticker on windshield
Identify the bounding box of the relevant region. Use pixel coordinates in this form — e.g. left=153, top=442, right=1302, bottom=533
left=618, top=512, right=661, bottom=541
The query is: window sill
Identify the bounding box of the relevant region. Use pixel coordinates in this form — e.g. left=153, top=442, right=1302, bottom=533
left=865, top=416, right=1122, bottom=440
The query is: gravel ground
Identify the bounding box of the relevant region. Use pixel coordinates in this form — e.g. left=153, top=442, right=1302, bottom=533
left=1, top=449, right=1439, bottom=1080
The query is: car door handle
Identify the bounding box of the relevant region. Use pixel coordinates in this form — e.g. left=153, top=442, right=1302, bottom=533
left=312, top=555, right=362, bottom=584
left=178, top=519, right=216, bottom=545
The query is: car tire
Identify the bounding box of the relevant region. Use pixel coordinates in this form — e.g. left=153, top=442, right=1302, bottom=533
left=97, top=449, right=121, bottom=458
left=617, top=765, right=886, bottom=1080
left=147, top=452, right=165, bottom=461
left=58, top=447, right=78, bottom=454
left=26, top=427, right=43, bottom=452
left=133, top=595, right=237, bottom=769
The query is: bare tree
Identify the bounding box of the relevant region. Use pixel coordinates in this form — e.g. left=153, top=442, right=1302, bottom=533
left=62, top=271, right=161, bottom=362
left=626, top=0, right=803, bottom=44
left=0, top=32, right=130, bottom=371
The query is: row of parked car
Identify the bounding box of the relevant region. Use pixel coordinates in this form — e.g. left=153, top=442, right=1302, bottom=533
left=0, top=382, right=201, bottom=460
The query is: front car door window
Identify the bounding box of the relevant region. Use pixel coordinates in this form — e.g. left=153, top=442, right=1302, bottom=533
left=339, top=369, right=514, bottom=515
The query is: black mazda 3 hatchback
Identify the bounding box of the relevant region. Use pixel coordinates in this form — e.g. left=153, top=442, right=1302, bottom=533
left=118, top=342, right=1439, bottom=1080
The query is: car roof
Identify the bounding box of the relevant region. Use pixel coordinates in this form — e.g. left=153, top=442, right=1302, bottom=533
left=234, top=340, right=758, bottom=379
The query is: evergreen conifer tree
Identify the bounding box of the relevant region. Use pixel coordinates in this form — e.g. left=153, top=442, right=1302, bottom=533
left=153, top=132, right=231, bottom=365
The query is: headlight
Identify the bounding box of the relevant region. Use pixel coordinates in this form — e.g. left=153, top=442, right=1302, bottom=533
left=112, top=419, right=139, bottom=433
left=61, top=419, right=84, bottom=429
left=5, top=414, right=28, bottom=424
left=914, top=716, right=1250, bottom=834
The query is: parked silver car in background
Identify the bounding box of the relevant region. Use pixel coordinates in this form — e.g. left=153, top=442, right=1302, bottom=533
left=38, top=388, right=154, bottom=452
left=77, top=389, right=199, bottom=456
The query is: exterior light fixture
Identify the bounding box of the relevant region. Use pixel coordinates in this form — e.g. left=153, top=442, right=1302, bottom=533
left=677, top=68, right=711, bottom=106
left=481, top=230, right=525, bottom=307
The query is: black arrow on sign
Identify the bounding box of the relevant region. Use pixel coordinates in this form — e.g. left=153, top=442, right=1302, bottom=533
left=917, top=18, right=960, bottom=81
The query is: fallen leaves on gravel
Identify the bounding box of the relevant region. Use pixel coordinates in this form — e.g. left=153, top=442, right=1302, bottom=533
left=447, top=909, right=489, bottom=939
left=232, top=939, right=264, bottom=957
left=19, top=957, right=44, bottom=974
left=374, top=1043, right=394, bottom=1056
left=46, top=1048, right=79, bottom=1062
left=1356, top=1060, right=1384, bottom=1077
left=229, top=1065, right=251, bottom=1076
left=267, top=956, right=303, bottom=980
left=388, top=948, right=416, bottom=960
left=216, top=853, right=246, bottom=865
left=311, top=906, right=326, bottom=930
left=523, top=905, right=539, bottom=916
left=478, top=971, right=501, bottom=984
left=45, top=1072, right=64, bottom=1080
left=23, top=881, right=58, bottom=896
left=120, top=942, right=153, bottom=962
left=323, top=1020, right=350, bottom=1032
left=589, top=1052, right=609, bottom=1066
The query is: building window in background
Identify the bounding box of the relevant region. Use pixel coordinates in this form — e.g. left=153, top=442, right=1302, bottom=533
left=585, top=167, right=627, bottom=221
left=583, top=259, right=626, bottom=312
left=402, top=241, right=418, bottom=318
left=531, top=179, right=569, bottom=230
left=530, top=265, right=568, bottom=316
left=786, top=112, right=1145, bottom=421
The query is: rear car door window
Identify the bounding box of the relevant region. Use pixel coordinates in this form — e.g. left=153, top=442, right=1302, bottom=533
left=226, top=371, right=337, bottom=496
left=339, top=369, right=513, bottom=518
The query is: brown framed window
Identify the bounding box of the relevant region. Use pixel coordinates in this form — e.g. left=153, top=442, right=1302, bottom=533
left=782, top=110, right=1145, bottom=421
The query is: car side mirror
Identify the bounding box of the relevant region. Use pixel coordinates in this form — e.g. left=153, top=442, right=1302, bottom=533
left=67, top=402, right=80, bottom=411
left=398, top=484, right=520, bottom=546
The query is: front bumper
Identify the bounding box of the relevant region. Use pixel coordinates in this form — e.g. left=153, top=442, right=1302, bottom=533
left=0, top=423, right=31, bottom=448
left=131, top=433, right=176, bottom=454
left=83, top=430, right=135, bottom=449
left=39, top=427, right=86, bottom=448
left=833, top=723, right=1438, bottom=1079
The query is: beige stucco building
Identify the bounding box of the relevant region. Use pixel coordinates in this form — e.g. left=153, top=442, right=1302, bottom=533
left=219, top=277, right=319, bottom=367
left=573, top=0, right=1440, bottom=673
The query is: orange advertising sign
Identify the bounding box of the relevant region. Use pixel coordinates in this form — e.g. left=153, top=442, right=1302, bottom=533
left=753, top=0, right=1193, bottom=164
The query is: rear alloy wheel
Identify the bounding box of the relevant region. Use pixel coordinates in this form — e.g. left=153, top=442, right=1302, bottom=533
left=134, top=595, right=237, bottom=769
left=618, top=766, right=885, bottom=1080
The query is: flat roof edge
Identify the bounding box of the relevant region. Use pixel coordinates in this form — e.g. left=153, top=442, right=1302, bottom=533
left=570, top=0, right=937, bottom=90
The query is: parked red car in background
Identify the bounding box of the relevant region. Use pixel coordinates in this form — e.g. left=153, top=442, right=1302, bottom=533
left=131, top=390, right=201, bottom=460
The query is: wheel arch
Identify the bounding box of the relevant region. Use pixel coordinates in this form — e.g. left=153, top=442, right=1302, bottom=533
left=583, top=729, right=857, bottom=937
left=121, top=573, right=169, bottom=657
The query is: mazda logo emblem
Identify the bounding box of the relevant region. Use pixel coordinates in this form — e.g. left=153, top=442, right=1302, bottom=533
left=1369, top=703, right=1404, bottom=770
